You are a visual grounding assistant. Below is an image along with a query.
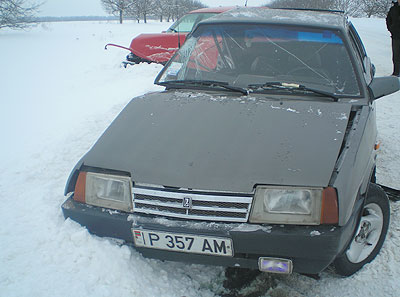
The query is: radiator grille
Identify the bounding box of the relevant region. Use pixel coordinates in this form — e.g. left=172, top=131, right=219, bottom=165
left=133, top=187, right=253, bottom=222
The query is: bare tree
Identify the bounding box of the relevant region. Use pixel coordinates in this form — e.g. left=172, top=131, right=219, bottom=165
left=163, top=0, right=176, bottom=21
left=138, top=0, right=153, bottom=23
left=103, top=0, right=207, bottom=24
left=333, top=0, right=362, bottom=16
left=359, top=0, right=391, bottom=18
left=153, top=0, right=168, bottom=22
left=0, top=0, right=41, bottom=29
left=126, top=0, right=205, bottom=24
left=268, top=0, right=336, bottom=10
left=267, top=0, right=391, bottom=17
left=126, top=0, right=141, bottom=23
left=125, top=0, right=153, bottom=23
left=170, top=0, right=205, bottom=20
left=101, top=0, right=134, bottom=24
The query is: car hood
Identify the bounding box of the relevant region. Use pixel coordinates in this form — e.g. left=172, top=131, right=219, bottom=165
left=81, top=91, right=351, bottom=193
left=129, top=33, right=187, bottom=63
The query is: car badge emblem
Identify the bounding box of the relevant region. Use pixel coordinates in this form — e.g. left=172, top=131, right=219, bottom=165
left=182, top=197, right=192, bottom=209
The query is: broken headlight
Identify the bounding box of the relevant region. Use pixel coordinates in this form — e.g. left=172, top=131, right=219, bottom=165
left=74, top=172, right=133, bottom=212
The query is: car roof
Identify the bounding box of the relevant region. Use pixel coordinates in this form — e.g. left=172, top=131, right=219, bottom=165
left=189, top=6, right=236, bottom=14
left=199, top=7, right=348, bottom=30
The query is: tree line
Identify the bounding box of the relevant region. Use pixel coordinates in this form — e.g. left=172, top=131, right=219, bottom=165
left=0, top=0, right=40, bottom=29
left=267, top=0, right=392, bottom=18
left=101, top=0, right=206, bottom=24
left=0, top=0, right=395, bottom=30
left=0, top=0, right=205, bottom=29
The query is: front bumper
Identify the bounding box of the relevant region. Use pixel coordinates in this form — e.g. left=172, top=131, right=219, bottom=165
left=62, top=197, right=361, bottom=274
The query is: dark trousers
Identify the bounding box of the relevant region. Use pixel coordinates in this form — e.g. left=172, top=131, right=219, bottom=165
left=392, top=38, right=400, bottom=75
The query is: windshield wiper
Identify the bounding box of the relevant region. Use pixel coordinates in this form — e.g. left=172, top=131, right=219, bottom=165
left=158, top=80, right=249, bottom=95
left=248, top=82, right=338, bottom=102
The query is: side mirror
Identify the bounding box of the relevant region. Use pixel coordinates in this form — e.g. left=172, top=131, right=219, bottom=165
left=363, top=57, right=375, bottom=84
left=369, top=76, right=400, bottom=100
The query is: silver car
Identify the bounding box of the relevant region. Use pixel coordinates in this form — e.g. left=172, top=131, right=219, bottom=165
left=62, top=7, right=399, bottom=277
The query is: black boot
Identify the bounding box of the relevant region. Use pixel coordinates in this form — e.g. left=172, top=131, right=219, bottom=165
left=392, top=63, right=399, bottom=76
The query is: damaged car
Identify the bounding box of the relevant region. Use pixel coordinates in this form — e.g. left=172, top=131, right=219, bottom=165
left=62, top=7, right=400, bottom=277
left=105, top=6, right=233, bottom=66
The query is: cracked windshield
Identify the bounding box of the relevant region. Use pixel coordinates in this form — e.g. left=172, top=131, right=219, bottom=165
left=158, top=24, right=361, bottom=96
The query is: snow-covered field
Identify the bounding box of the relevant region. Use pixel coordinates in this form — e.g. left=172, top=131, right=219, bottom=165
left=0, top=18, right=399, bottom=297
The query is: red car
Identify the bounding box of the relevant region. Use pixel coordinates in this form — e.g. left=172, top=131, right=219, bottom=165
left=106, top=7, right=233, bottom=66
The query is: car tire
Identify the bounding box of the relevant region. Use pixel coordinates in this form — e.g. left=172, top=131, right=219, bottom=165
left=333, top=183, right=390, bottom=276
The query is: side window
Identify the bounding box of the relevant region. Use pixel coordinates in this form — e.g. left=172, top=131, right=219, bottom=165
left=348, top=29, right=365, bottom=71
left=349, top=24, right=367, bottom=58
left=348, top=24, right=375, bottom=84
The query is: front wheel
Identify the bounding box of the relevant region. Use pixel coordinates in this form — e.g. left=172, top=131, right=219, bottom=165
left=333, top=183, right=390, bottom=276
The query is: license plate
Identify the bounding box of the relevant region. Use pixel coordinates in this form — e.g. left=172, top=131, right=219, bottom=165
left=133, top=229, right=233, bottom=257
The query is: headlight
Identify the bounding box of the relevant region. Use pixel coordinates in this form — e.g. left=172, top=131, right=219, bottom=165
left=249, top=186, right=323, bottom=225
left=74, top=171, right=133, bottom=212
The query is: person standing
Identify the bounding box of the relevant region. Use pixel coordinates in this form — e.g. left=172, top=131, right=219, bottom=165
left=387, top=0, right=400, bottom=76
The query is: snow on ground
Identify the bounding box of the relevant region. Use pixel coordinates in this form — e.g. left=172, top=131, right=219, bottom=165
left=0, top=18, right=399, bottom=297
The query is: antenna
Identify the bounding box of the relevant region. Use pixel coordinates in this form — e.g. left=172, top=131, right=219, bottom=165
left=178, top=27, right=181, bottom=48
left=175, top=1, right=181, bottom=48
left=175, top=0, right=181, bottom=48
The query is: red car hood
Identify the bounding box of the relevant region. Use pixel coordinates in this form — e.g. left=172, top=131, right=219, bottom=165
left=129, top=33, right=188, bottom=63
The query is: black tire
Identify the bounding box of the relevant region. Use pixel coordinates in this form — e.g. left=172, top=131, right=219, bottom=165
left=333, top=183, right=390, bottom=276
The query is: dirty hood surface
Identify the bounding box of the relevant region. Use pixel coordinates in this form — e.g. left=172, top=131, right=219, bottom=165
left=82, top=91, right=352, bottom=193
